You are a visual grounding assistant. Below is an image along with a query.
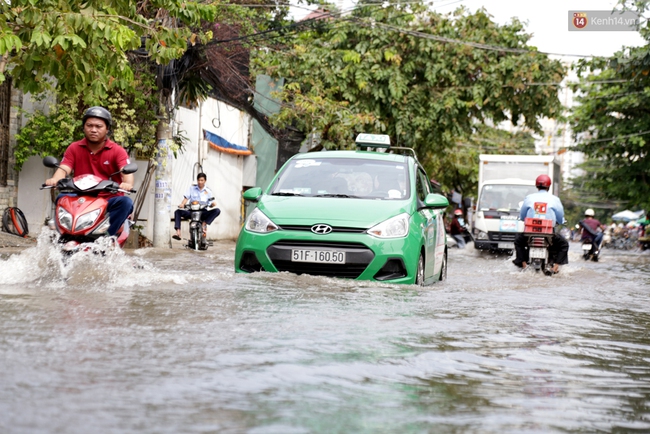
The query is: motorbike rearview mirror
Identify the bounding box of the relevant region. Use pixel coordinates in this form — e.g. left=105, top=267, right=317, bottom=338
left=43, top=156, right=59, bottom=168
left=120, top=162, right=139, bottom=175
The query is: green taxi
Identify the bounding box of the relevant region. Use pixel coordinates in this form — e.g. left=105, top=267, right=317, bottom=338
left=234, top=134, right=449, bottom=285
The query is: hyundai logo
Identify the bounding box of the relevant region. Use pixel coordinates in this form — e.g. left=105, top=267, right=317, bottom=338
left=311, top=224, right=333, bottom=235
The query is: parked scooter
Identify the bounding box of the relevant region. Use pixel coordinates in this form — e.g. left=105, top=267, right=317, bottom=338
left=581, top=239, right=600, bottom=261
left=522, top=217, right=557, bottom=276
left=184, top=200, right=211, bottom=251
left=40, top=156, right=137, bottom=254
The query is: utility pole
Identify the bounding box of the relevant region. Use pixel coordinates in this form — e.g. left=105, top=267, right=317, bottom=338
left=153, top=118, right=172, bottom=248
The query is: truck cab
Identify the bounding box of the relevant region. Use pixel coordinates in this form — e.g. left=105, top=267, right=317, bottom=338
left=472, top=155, right=560, bottom=253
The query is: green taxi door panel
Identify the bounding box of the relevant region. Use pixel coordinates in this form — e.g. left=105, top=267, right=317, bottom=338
left=415, top=168, right=436, bottom=281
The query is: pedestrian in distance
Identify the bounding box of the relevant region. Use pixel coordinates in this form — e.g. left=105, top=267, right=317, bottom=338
left=44, top=106, right=134, bottom=236
left=450, top=208, right=466, bottom=249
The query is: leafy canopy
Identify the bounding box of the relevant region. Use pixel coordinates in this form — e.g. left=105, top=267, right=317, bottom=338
left=570, top=0, right=650, bottom=211
left=253, top=2, right=565, bottom=193
left=0, top=0, right=216, bottom=101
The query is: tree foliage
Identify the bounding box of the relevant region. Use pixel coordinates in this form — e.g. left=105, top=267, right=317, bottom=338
left=253, top=2, right=565, bottom=193
left=0, top=0, right=216, bottom=101
left=570, top=2, right=650, bottom=212
left=2, top=0, right=219, bottom=167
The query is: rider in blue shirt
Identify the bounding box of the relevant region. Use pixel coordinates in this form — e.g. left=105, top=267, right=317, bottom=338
left=172, top=173, right=221, bottom=240
left=513, top=174, right=569, bottom=272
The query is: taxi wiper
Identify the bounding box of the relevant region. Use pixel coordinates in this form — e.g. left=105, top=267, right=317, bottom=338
left=314, top=193, right=359, bottom=198
left=271, top=191, right=303, bottom=196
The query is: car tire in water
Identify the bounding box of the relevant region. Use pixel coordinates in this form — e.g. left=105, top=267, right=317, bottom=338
left=415, top=254, right=425, bottom=286
left=439, top=251, right=447, bottom=281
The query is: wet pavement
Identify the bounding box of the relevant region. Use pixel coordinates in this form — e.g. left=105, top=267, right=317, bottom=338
left=1, top=230, right=650, bottom=433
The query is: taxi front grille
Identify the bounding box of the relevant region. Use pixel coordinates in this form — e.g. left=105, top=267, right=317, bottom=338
left=267, top=240, right=373, bottom=278
left=279, top=225, right=366, bottom=234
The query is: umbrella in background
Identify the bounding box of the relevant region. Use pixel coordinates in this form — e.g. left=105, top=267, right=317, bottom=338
left=611, top=210, right=644, bottom=222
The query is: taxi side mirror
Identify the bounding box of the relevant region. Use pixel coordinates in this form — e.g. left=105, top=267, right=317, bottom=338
left=243, top=187, right=263, bottom=202
left=423, top=193, right=449, bottom=209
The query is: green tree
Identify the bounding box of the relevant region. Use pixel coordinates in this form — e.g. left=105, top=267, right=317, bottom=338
left=2, top=0, right=220, bottom=168
left=253, top=2, right=565, bottom=194
left=570, top=51, right=650, bottom=212
left=569, top=1, right=650, bottom=212
left=0, top=0, right=216, bottom=100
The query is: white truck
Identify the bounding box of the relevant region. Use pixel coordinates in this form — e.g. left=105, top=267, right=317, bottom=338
left=472, top=154, right=561, bottom=252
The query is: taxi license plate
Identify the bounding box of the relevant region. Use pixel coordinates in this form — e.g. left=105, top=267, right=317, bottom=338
left=498, top=242, right=514, bottom=249
left=291, top=249, right=346, bottom=264
left=529, top=247, right=547, bottom=259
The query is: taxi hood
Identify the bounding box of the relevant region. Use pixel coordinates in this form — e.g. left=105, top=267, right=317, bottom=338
left=257, top=195, right=412, bottom=227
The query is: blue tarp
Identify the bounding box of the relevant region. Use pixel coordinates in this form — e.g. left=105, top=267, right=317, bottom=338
left=203, top=130, right=251, bottom=153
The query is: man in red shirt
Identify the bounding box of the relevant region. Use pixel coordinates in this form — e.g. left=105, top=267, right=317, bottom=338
left=45, top=107, right=134, bottom=236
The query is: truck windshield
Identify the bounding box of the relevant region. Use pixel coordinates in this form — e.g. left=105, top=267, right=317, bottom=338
left=478, top=184, right=539, bottom=211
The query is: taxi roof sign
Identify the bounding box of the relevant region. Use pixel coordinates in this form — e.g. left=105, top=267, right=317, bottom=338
left=355, top=133, right=391, bottom=148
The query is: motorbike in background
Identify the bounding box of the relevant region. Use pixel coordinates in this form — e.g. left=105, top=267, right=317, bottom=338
left=184, top=200, right=211, bottom=251
left=581, top=239, right=600, bottom=262
left=40, top=156, right=137, bottom=254
left=523, top=217, right=556, bottom=276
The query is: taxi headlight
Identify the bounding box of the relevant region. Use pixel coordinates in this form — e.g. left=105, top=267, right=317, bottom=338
left=245, top=208, right=278, bottom=233
left=75, top=209, right=101, bottom=231
left=367, top=213, right=410, bottom=238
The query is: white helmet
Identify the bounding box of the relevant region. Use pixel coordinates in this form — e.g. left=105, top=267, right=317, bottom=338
left=585, top=208, right=595, bottom=217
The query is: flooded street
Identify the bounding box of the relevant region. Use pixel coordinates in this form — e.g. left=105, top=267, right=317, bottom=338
left=2, top=234, right=650, bottom=433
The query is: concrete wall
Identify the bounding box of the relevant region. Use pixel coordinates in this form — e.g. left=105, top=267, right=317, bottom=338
left=170, top=100, right=253, bottom=240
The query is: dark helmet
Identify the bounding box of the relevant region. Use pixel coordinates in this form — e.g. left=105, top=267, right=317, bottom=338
left=535, top=174, right=551, bottom=190
left=82, top=106, right=112, bottom=129
left=454, top=209, right=463, bottom=216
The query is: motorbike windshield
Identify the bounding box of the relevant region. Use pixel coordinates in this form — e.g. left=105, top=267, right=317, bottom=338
left=269, top=158, right=410, bottom=200
left=478, top=184, right=538, bottom=212
left=73, top=174, right=103, bottom=190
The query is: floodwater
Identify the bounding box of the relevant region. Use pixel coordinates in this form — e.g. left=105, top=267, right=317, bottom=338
left=2, top=232, right=650, bottom=433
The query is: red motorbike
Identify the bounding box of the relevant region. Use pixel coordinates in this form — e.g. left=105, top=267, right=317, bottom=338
left=41, top=156, right=138, bottom=253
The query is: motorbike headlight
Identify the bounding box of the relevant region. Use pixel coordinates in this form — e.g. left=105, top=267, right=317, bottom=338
left=57, top=207, right=73, bottom=231
left=75, top=209, right=101, bottom=232
left=367, top=213, right=410, bottom=238
left=190, top=201, right=201, bottom=211
left=245, top=208, right=278, bottom=233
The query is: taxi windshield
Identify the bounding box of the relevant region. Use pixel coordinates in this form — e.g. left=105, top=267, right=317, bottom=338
left=270, top=158, right=410, bottom=200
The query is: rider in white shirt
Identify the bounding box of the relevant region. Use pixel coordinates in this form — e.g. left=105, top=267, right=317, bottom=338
left=173, top=172, right=220, bottom=240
